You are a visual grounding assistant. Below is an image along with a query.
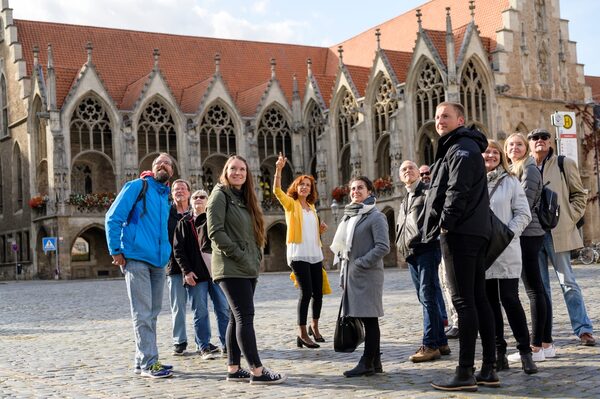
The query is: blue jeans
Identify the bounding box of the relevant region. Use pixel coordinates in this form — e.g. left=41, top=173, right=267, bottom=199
left=539, top=232, right=594, bottom=337
left=167, top=274, right=188, bottom=345
left=188, top=280, right=230, bottom=350
left=408, top=247, right=447, bottom=348
left=124, top=260, right=165, bottom=370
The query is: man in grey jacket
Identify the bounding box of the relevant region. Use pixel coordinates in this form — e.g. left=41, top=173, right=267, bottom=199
left=529, top=128, right=595, bottom=347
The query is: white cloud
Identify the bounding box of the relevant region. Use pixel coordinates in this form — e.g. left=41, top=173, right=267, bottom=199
left=251, top=0, right=269, bottom=14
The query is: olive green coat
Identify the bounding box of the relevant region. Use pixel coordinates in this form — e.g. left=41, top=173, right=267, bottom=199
left=206, top=184, right=262, bottom=280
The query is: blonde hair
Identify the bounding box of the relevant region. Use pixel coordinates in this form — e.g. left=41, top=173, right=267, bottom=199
left=487, top=139, right=513, bottom=175
left=504, top=133, right=528, bottom=178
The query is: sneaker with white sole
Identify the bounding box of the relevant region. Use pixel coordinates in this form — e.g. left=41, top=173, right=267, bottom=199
left=135, top=363, right=173, bottom=374
left=199, top=344, right=219, bottom=360
left=226, top=367, right=251, bottom=382
left=543, top=344, right=556, bottom=358
left=507, top=352, right=520, bottom=362
left=531, top=349, right=546, bottom=362
left=250, top=367, right=287, bottom=385
left=140, top=362, right=173, bottom=379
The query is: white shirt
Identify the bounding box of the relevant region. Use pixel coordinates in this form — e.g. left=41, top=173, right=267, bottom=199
left=286, top=208, right=324, bottom=266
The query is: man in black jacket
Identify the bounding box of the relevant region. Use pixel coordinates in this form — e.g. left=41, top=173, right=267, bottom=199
left=396, top=160, right=449, bottom=363
left=425, top=102, right=496, bottom=392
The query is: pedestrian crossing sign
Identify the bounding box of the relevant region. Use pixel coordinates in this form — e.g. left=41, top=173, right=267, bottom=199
left=43, top=237, right=57, bottom=253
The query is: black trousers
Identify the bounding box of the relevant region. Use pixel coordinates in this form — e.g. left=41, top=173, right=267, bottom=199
left=520, top=235, right=550, bottom=345
left=441, top=233, right=495, bottom=368
left=360, top=317, right=380, bottom=359
left=486, top=278, right=531, bottom=354
left=290, top=261, right=323, bottom=325
left=218, top=278, right=262, bottom=369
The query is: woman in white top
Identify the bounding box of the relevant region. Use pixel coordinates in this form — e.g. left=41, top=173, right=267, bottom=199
left=273, top=153, right=327, bottom=348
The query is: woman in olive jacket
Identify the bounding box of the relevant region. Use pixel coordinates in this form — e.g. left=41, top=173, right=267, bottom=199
left=207, top=155, right=286, bottom=385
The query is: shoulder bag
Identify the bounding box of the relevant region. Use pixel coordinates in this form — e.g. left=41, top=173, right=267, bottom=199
left=333, top=263, right=365, bottom=352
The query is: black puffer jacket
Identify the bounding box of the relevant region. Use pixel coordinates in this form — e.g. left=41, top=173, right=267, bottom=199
left=172, top=212, right=212, bottom=283
left=422, top=126, right=491, bottom=242
left=396, top=180, right=438, bottom=260
left=166, top=205, right=190, bottom=275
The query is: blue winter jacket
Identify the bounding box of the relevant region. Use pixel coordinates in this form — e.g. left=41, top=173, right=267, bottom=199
left=105, top=177, right=172, bottom=268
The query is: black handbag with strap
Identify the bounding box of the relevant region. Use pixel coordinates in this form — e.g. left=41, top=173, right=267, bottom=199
left=333, top=263, right=365, bottom=353
left=484, top=174, right=515, bottom=269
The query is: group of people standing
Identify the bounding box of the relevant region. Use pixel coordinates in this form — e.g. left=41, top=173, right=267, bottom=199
left=105, top=100, right=595, bottom=389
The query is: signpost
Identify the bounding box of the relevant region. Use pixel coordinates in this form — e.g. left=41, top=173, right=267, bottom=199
left=42, top=237, right=59, bottom=279
left=11, top=241, right=18, bottom=280
left=551, top=111, right=578, bottom=163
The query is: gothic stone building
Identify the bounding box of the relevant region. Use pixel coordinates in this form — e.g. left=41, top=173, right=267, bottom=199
left=0, top=0, right=598, bottom=279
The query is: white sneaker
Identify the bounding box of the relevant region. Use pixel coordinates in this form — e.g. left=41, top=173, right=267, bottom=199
left=531, top=348, right=546, bottom=362
left=543, top=344, right=557, bottom=358
left=507, top=352, right=521, bottom=362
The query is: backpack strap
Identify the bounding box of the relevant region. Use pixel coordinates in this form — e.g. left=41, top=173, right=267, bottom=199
left=126, top=178, right=148, bottom=224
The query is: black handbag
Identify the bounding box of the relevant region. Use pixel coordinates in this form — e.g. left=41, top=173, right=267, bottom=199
left=333, top=264, right=365, bottom=353
left=484, top=175, right=515, bottom=269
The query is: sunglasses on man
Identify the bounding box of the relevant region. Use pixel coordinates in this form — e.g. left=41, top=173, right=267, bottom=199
left=192, top=195, right=207, bottom=200
left=529, top=134, right=550, bottom=141
left=420, top=171, right=431, bottom=177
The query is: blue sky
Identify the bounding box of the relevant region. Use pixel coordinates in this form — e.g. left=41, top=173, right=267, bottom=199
left=12, top=0, right=600, bottom=76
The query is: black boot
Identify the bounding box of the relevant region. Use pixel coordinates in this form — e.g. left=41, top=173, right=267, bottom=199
left=373, top=352, right=383, bottom=373
left=521, top=352, right=538, bottom=374
left=496, top=350, right=509, bottom=371
left=343, top=356, right=374, bottom=377
left=431, top=366, right=478, bottom=392
left=475, top=363, right=500, bottom=387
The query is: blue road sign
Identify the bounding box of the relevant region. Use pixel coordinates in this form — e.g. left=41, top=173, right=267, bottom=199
left=42, top=237, right=57, bottom=253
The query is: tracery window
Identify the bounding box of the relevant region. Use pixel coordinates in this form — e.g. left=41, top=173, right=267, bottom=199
left=337, top=89, right=358, bottom=151
left=72, top=164, right=93, bottom=195
left=415, top=60, right=444, bottom=129
left=199, top=103, right=236, bottom=160
left=460, top=59, right=488, bottom=127
left=0, top=162, right=3, bottom=214
left=257, top=106, right=292, bottom=162
left=535, top=0, right=547, bottom=32
left=70, top=96, right=113, bottom=159
left=14, top=144, right=23, bottom=210
left=307, top=101, right=324, bottom=178
left=1, top=74, right=8, bottom=138
left=372, top=75, right=398, bottom=141
left=138, top=99, right=177, bottom=161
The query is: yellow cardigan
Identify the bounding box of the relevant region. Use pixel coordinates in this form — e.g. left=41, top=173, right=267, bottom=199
left=274, top=186, right=322, bottom=245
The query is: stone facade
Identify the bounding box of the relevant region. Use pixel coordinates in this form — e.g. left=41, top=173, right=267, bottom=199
left=0, top=0, right=597, bottom=280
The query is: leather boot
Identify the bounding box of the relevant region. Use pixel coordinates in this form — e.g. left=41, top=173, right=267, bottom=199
left=496, top=350, right=509, bottom=371
left=373, top=352, right=383, bottom=373
left=521, top=352, right=538, bottom=374
left=431, top=366, right=478, bottom=392
left=475, top=363, right=500, bottom=387
left=343, top=356, right=374, bottom=377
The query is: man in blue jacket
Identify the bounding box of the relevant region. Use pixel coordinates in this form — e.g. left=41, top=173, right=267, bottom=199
left=105, top=153, right=174, bottom=378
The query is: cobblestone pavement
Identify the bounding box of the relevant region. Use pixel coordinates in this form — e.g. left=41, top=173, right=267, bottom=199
left=1, top=264, right=599, bottom=398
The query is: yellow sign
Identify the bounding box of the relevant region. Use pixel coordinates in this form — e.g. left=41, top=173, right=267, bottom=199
left=563, top=114, right=573, bottom=130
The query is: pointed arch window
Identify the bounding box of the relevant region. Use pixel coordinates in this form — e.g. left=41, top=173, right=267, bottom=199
left=373, top=75, right=398, bottom=141
left=199, top=103, right=236, bottom=160
left=0, top=161, right=3, bottom=214
left=14, top=144, right=23, bottom=210
left=415, top=60, right=445, bottom=129
left=337, top=89, right=358, bottom=151
left=307, top=101, right=324, bottom=178
left=1, top=74, right=8, bottom=138
left=460, top=59, right=488, bottom=127
left=70, top=96, right=113, bottom=159
left=257, top=106, right=292, bottom=162
left=72, top=164, right=93, bottom=195
left=138, top=99, right=177, bottom=161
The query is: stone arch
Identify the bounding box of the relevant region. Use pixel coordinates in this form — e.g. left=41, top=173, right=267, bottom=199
left=137, top=96, right=178, bottom=163
left=417, top=122, right=438, bottom=166
left=262, top=222, right=287, bottom=272
left=370, top=72, right=398, bottom=142
left=35, top=226, right=53, bottom=279
left=305, top=99, right=324, bottom=179
left=459, top=57, right=491, bottom=129
left=381, top=206, right=398, bottom=267
left=198, top=100, right=238, bottom=162
left=260, top=155, right=293, bottom=211
left=69, top=224, right=117, bottom=279
left=13, top=142, right=24, bottom=210
left=515, top=122, right=529, bottom=134
left=71, top=151, right=117, bottom=195
left=0, top=73, right=8, bottom=138
left=256, top=103, right=292, bottom=163
left=202, top=153, right=228, bottom=193
left=69, top=94, right=115, bottom=161
left=31, top=96, right=49, bottom=195
left=339, top=144, right=352, bottom=188
left=375, top=133, right=391, bottom=179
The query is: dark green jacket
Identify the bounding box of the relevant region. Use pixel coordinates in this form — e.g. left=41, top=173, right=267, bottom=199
left=206, top=184, right=262, bottom=280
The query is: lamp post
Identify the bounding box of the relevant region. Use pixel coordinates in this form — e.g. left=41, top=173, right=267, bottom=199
left=330, top=199, right=339, bottom=226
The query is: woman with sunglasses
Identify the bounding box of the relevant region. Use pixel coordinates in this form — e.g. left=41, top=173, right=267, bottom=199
left=273, top=153, right=327, bottom=349
left=172, top=189, right=230, bottom=359
left=504, top=132, right=553, bottom=364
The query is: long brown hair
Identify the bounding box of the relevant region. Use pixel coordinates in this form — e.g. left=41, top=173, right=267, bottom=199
left=286, top=175, right=318, bottom=205
left=219, top=155, right=266, bottom=248
left=504, top=132, right=528, bottom=178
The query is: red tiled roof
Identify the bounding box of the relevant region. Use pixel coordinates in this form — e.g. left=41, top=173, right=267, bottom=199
left=236, top=81, right=270, bottom=117
left=381, top=50, right=413, bottom=83
left=335, top=0, right=509, bottom=68
left=312, top=74, right=336, bottom=108
left=120, top=73, right=150, bottom=110
left=180, top=77, right=212, bottom=114
left=585, top=76, right=600, bottom=101
left=345, top=65, right=371, bottom=97
left=16, top=19, right=332, bottom=112
left=424, top=29, right=447, bottom=63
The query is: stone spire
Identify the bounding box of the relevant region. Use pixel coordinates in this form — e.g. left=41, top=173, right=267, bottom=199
left=375, top=28, right=381, bottom=50
left=214, top=53, right=221, bottom=75
left=307, top=58, right=313, bottom=78
left=469, top=0, right=476, bottom=21
left=446, top=7, right=456, bottom=84
left=270, top=58, right=276, bottom=79
left=337, top=45, right=344, bottom=66
left=47, top=43, right=57, bottom=111
left=153, top=48, right=160, bottom=70
left=416, top=9, right=423, bottom=31
left=85, top=41, right=93, bottom=64
left=292, top=73, right=299, bottom=100
left=33, top=45, right=39, bottom=66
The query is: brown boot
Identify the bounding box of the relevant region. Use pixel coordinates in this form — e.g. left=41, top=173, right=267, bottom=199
left=409, top=346, right=441, bottom=363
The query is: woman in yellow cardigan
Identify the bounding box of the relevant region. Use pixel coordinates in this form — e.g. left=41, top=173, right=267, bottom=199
left=274, top=153, right=328, bottom=348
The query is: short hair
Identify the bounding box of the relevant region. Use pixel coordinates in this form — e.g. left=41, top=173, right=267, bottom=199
left=152, top=152, right=174, bottom=167
left=286, top=175, right=319, bottom=205
left=349, top=175, right=375, bottom=193
left=437, top=102, right=465, bottom=119
left=171, top=179, right=191, bottom=191
left=191, top=189, right=208, bottom=198
left=400, top=160, right=418, bottom=171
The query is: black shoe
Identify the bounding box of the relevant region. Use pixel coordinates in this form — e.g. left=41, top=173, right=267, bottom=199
left=226, top=367, right=251, bottom=382
left=445, top=326, right=459, bottom=339
left=439, top=344, right=451, bottom=356
left=308, top=326, right=325, bottom=343
left=431, top=366, right=478, bottom=392
left=521, top=352, right=538, bottom=374
left=496, top=354, right=509, bottom=371
left=297, top=336, right=320, bottom=348
left=373, top=352, right=383, bottom=373
left=173, top=342, right=187, bottom=356
left=249, top=367, right=287, bottom=385
left=475, top=363, right=500, bottom=387
left=343, top=356, right=375, bottom=377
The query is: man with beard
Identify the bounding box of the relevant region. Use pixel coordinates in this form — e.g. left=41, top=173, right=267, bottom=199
left=105, top=153, right=175, bottom=379
left=424, top=103, right=496, bottom=392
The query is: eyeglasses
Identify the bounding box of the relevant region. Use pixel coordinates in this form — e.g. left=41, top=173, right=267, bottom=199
left=192, top=195, right=207, bottom=200
left=420, top=172, right=431, bottom=177
left=529, top=134, right=550, bottom=141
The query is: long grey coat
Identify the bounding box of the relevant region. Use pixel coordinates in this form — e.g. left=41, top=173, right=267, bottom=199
left=341, top=208, right=390, bottom=318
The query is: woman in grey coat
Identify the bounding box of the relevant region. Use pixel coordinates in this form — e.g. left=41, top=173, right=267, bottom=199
left=505, top=132, right=553, bottom=362
left=483, top=140, right=536, bottom=375
left=331, top=176, right=390, bottom=377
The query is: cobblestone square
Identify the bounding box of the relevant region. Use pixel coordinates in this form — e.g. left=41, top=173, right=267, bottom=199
left=1, top=265, right=599, bottom=398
